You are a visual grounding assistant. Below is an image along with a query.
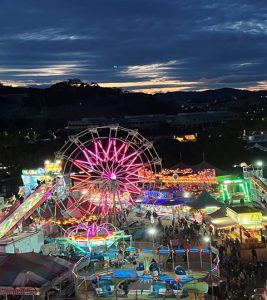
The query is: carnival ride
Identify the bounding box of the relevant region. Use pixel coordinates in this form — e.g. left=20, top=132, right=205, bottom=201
left=83, top=248, right=215, bottom=297
left=0, top=183, right=57, bottom=239
left=65, top=222, right=132, bottom=253
left=53, top=125, right=161, bottom=218
left=0, top=125, right=161, bottom=241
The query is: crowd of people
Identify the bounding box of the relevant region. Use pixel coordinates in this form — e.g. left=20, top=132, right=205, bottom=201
left=142, top=209, right=266, bottom=299
left=214, top=236, right=265, bottom=299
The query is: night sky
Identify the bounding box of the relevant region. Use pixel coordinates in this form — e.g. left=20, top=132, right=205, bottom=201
left=1, top=0, right=267, bottom=93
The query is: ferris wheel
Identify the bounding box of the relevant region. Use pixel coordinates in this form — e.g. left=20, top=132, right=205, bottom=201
left=55, top=125, right=161, bottom=217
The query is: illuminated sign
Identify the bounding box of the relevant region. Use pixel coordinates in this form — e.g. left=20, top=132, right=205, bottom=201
left=0, top=288, right=39, bottom=295
left=143, top=190, right=168, bottom=199
left=22, top=168, right=45, bottom=175
left=158, top=168, right=217, bottom=185
left=44, top=160, right=62, bottom=174
left=160, top=168, right=193, bottom=176
left=223, top=179, right=243, bottom=184
left=227, top=207, right=262, bottom=225
left=238, top=212, right=262, bottom=225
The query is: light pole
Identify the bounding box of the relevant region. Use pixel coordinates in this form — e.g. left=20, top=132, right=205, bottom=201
left=203, top=236, right=215, bottom=300
left=235, top=162, right=252, bottom=179
left=255, top=161, right=263, bottom=178
left=148, top=227, right=156, bottom=249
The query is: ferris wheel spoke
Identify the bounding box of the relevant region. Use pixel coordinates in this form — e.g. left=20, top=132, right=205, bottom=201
left=71, top=180, right=91, bottom=192
left=114, top=141, right=126, bottom=160
left=94, top=141, right=101, bottom=164
left=82, top=149, right=103, bottom=175
left=116, top=170, right=141, bottom=181
left=97, top=140, right=109, bottom=162
left=73, top=137, right=104, bottom=174
left=123, top=175, right=142, bottom=186
left=82, top=149, right=104, bottom=174
left=109, top=142, right=126, bottom=172
left=118, top=147, right=140, bottom=165
left=69, top=159, right=93, bottom=178
left=66, top=195, right=84, bottom=214
left=95, top=189, right=108, bottom=216
left=70, top=174, right=90, bottom=184
left=70, top=173, right=89, bottom=179
left=70, top=137, right=90, bottom=155
left=125, top=161, right=153, bottom=173
left=125, top=169, right=150, bottom=180
left=113, top=139, right=118, bottom=162
left=97, top=140, right=112, bottom=173
left=123, top=183, right=141, bottom=195
left=110, top=140, right=124, bottom=163
left=76, top=197, right=90, bottom=206
left=115, top=177, right=141, bottom=193
left=70, top=175, right=100, bottom=190
left=105, top=138, right=113, bottom=159
left=84, top=146, right=105, bottom=163
left=114, top=158, right=141, bottom=177
left=88, top=201, right=96, bottom=214
left=125, top=178, right=143, bottom=187
left=121, top=142, right=130, bottom=162
left=73, top=159, right=93, bottom=168
left=72, top=160, right=102, bottom=177
left=115, top=163, right=143, bottom=176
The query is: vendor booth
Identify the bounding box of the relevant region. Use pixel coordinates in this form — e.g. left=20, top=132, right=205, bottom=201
left=211, top=206, right=264, bottom=248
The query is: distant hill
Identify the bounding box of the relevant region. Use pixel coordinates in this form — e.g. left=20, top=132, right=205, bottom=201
left=155, top=87, right=267, bottom=103
left=0, top=80, right=266, bottom=131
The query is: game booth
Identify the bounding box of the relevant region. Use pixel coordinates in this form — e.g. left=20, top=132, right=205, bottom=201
left=211, top=206, right=265, bottom=248
left=217, top=176, right=253, bottom=204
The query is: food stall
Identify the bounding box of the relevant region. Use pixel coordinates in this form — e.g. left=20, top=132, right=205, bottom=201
left=211, top=206, right=264, bottom=248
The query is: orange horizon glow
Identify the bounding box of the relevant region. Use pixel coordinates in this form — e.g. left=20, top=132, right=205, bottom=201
left=1, top=79, right=267, bottom=94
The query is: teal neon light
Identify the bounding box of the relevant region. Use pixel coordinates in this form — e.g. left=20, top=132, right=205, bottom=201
left=220, top=184, right=226, bottom=201
left=244, top=182, right=251, bottom=202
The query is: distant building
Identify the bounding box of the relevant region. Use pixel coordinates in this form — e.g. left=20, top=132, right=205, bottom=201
left=68, top=111, right=238, bottom=131
left=174, top=111, right=238, bottom=127
left=243, top=130, right=267, bottom=143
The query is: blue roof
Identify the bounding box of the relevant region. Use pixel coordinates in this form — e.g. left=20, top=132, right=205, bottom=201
left=138, top=197, right=190, bottom=206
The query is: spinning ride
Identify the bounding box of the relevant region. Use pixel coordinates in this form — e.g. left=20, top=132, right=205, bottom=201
left=66, top=222, right=130, bottom=252
left=55, top=125, right=161, bottom=218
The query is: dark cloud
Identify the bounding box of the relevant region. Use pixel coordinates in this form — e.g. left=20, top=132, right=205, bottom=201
left=0, top=0, right=266, bottom=91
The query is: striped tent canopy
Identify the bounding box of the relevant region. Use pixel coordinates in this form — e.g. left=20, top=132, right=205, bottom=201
left=0, top=252, right=73, bottom=289
left=172, top=160, right=228, bottom=176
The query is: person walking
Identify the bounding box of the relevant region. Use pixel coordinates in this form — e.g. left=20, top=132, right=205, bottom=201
left=123, top=282, right=129, bottom=296
left=251, top=245, right=257, bottom=261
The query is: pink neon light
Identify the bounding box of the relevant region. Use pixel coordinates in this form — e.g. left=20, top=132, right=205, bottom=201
left=67, top=222, right=118, bottom=242
left=67, top=136, right=155, bottom=216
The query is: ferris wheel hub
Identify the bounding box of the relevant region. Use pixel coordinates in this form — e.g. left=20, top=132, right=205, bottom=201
left=110, top=173, right=117, bottom=180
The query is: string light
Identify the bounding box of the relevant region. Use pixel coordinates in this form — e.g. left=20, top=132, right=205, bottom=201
left=158, top=169, right=217, bottom=184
